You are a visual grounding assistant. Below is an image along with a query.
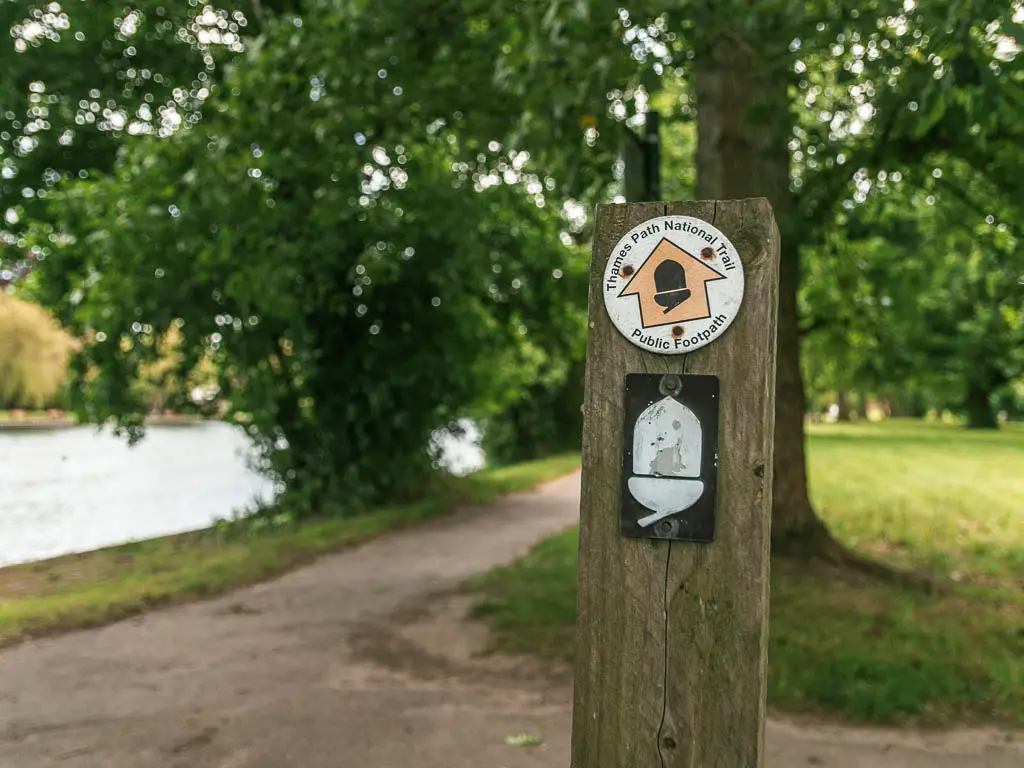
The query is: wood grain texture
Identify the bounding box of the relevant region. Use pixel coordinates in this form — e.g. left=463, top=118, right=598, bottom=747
left=571, top=199, right=779, bottom=768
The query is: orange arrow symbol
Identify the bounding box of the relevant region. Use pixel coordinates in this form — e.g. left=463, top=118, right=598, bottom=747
left=619, top=238, right=726, bottom=329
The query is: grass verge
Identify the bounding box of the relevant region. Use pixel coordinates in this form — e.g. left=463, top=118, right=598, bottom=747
left=0, top=411, right=211, bottom=429
left=0, top=452, right=580, bottom=648
left=470, top=421, right=1024, bottom=726
left=0, top=410, right=52, bottom=419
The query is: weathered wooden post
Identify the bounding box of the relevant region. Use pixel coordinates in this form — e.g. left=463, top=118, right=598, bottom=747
left=621, top=111, right=661, bottom=203
left=571, top=200, right=779, bottom=767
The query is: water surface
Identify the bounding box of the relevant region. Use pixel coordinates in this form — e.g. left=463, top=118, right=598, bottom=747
left=0, top=422, right=275, bottom=567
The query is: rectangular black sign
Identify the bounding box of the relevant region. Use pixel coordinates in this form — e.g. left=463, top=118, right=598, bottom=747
left=620, top=373, right=719, bottom=542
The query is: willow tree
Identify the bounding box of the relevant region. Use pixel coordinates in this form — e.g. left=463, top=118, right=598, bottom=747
left=0, top=293, right=73, bottom=409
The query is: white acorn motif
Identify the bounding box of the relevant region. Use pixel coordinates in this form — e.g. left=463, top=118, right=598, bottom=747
left=627, top=396, right=705, bottom=527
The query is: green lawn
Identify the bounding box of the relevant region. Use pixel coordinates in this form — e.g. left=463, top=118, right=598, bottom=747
left=808, top=420, right=1024, bottom=583
left=471, top=420, right=1024, bottom=726
left=0, top=452, right=580, bottom=648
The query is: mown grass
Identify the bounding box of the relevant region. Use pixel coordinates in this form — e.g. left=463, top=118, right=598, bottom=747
left=471, top=420, right=1024, bottom=726
left=0, top=452, right=580, bottom=648
left=807, top=420, right=1024, bottom=584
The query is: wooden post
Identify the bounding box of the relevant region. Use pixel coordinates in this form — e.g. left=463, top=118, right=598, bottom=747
left=621, top=111, right=661, bottom=203
left=571, top=199, right=779, bottom=767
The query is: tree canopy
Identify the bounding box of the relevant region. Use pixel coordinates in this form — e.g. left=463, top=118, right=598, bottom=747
left=22, top=6, right=593, bottom=512
left=5, top=0, right=1021, bottom=540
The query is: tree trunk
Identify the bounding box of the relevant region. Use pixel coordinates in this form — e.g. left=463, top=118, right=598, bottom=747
left=771, top=241, right=835, bottom=554
left=836, top=389, right=851, bottom=421
left=887, top=389, right=908, bottom=417
left=694, top=40, right=834, bottom=555
left=964, top=381, right=998, bottom=429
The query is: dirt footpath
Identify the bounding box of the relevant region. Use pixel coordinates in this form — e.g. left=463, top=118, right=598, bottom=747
left=1, top=472, right=1021, bottom=768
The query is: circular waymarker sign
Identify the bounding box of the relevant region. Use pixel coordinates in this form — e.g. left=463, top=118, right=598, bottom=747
left=602, top=215, right=744, bottom=355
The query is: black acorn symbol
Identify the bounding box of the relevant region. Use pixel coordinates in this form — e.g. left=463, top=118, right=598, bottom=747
left=653, top=260, right=691, bottom=312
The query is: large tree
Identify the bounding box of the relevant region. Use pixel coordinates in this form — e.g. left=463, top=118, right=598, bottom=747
left=26, top=3, right=594, bottom=513
left=656, top=0, right=1022, bottom=557
left=462, top=0, right=1022, bottom=557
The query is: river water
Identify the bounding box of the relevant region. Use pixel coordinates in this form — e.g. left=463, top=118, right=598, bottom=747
left=0, top=422, right=276, bottom=567
left=0, top=420, right=485, bottom=567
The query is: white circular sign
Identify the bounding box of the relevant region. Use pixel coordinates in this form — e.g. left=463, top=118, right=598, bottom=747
left=602, top=215, right=744, bottom=355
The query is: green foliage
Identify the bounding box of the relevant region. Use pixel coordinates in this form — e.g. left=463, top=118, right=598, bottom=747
left=0, top=292, right=73, bottom=409
left=801, top=158, right=1024, bottom=426
left=649, top=77, right=697, bottom=203
left=29, top=10, right=589, bottom=513
left=471, top=421, right=1024, bottom=725
left=130, top=323, right=220, bottom=414
left=0, top=1, right=241, bottom=249
left=481, top=355, right=586, bottom=465
left=0, top=293, right=216, bottom=415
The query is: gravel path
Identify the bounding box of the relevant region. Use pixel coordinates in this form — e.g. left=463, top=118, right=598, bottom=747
left=1, top=472, right=1021, bottom=767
